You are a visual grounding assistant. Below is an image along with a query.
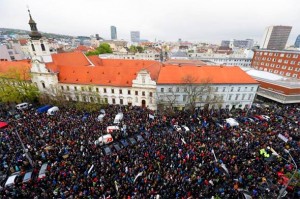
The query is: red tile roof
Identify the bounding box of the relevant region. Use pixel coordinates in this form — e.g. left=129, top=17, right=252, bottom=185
left=19, top=39, right=28, bottom=46
left=157, top=65, right=258, bottom=84
left=46, top=52, right=161, bottom=86
left=75, top=45, right=94, bottom=52
left=0, top=60, right=31, bottom=80
left=50, top=52, right=92, bottom=67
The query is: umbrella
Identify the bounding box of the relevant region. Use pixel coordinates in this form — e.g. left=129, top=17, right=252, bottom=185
left=0, top=122, right=8, bottom=128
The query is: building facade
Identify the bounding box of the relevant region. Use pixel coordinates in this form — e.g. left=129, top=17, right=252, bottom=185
left=111, top=26, right=117, bottom=40
left=189, top=50, right=254, bottom=67
left=221, top=39, right=254, bottom=49
left=130, top=31, right=140, bottom=43
left=251, top=49, right=300, bottom=79
left=0, top=41, right=25, bottom=61
left=261, top=25, right=292, bottom=50
left=243, top=68, right=300, bottom=104
left=156, top=65, right=259, bottom=110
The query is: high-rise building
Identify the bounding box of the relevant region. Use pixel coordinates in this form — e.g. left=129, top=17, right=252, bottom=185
left=260, top=25, right=292, bottom=50
left=294, top=35, right=300, bottom=48
left=111, top=26, right=117, bottom=40
left=221, top=39, right=254, bottom=49
left=130, top=31, right=140, bottom=42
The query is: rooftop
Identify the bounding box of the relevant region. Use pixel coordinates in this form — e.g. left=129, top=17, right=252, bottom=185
left=241, top=67, right=300, bottom=88
left=158, top=65, right=258, bottom=84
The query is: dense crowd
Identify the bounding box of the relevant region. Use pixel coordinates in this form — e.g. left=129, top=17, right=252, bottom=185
left=0, top=102, right=299, bottom=198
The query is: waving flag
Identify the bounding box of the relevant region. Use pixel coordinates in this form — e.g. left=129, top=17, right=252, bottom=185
left=134, top=171, right=143, bottom=183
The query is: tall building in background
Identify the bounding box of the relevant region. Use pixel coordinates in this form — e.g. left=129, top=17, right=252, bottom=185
left=260, top=25, right=292, bottom=50
left=130, top=31, right=140, bottom=42
left=111, top=26, right=117, bottom=40
left=294, top=35, right=300, bottom=48
left=221, top=39, right=254, bottom=49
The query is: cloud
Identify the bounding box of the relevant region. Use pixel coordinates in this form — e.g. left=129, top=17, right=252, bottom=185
left=0, top=0, right=299, bottom=44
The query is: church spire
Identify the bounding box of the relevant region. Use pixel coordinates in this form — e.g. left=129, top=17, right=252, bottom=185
left=28, top=9, right=42, bottom=40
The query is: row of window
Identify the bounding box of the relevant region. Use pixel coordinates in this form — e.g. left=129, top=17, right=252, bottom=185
left=255, top=67, right=299, bottom=78
left=60, top=85, right=153, bottom=97
left=66, top=95, right=153, bottom=104
left=31, top=43, right=46, bottom=52
left=161, top=93, right=253, bottom=102
left=160, top=86, right=255, bottom=93
left=255, top=57, right=300, bottom=65
left=257, top=52, right=299, bottom=59
left=259, top=62, right=297, bottom=70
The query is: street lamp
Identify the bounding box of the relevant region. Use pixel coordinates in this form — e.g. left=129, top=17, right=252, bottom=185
left=277, top=149, right=298, bottom=199
left=15, top=131, right=34, bottom=167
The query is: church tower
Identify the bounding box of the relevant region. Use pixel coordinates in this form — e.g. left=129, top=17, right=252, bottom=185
left=27, top=9, right=58, bottom=95
left=27, top=9, right=51, bottom=58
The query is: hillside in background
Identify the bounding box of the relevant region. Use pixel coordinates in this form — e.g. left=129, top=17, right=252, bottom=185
left=0, top=28, right=75, bottom=39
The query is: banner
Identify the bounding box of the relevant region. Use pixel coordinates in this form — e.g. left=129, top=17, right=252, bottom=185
left=149, top=114, right=155, bottom=119
left=278, top=134, right=288, bottom=143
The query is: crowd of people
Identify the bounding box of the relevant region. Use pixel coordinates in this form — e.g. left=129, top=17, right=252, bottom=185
left=0, top=102, right=299, bottom=198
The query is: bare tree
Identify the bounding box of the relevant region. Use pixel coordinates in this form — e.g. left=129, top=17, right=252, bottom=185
left=157, top=86, right=178, bottom=110
left=182, top=75, right=223, bottom=111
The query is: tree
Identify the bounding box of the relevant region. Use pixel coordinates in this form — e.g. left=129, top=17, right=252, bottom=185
left=97, top=43, right=113, bottom=54
left=136, top=46, right=144, bottom=53
left=85, top=43, right=112, bottom=56
left=129, top=45, right=137, bottom=53
left=182, top=75, right=223, bottom=112
left=0, top=68, right=39, bottom=103
left=156, top=86, right=178, bottom=115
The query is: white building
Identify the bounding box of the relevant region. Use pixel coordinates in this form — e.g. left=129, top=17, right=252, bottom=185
left=188, top=49, right=254, bottom=67
left=156, top=65, right=259, bottom=110
left=99, top=52, right=160, bottom=61
left=0, top=41, right=25, bottom=61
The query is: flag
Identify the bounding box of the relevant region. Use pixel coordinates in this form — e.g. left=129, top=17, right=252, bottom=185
left=221, top=163, right=229, bottom=175
left=237, top=189, right=252, bottom=199
left=134, top=171, right=143, bottom=183
left=149, top=114, right=155, bottom=119
left=211, top=149, right=217, bottom=162
left=114, top=181, right=119, bottom=193
left=88, top=164, right=94, bottom=174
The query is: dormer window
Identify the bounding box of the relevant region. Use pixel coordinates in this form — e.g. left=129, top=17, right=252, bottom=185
left=31, top=44, right=35, bottom=51
left=142, top=77, right=145, bottom=84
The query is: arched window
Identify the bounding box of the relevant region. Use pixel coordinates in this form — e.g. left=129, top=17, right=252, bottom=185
left=31, top=44, right=35, bottom=51
left=41, top=44, right=45, bottom=51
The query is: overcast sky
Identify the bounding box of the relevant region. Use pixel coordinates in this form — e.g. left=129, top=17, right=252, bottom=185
left=0, top=0, right=299, bottom=44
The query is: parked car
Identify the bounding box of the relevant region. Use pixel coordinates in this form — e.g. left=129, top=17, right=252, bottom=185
left=5, top=172, right=20, bottom=187
left=22, top=170, right=33, bottom=183
left=142, top=131, right=150, bottom=138
left=120, top=139, right=129, bottom=148
left=135, top=135, right=145, bottom=142
left=128, top=137, right=137, bottom=145
left=38, top=163, right=49, bottom=180
left=113, top=143, right=122, bottom=152
left=103, top=146, right=112, bottom=155
left=16, top=103, right=30, bottom=110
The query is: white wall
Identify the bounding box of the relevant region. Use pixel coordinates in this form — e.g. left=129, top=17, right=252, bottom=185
left=156, top=84, right=258, bottom=109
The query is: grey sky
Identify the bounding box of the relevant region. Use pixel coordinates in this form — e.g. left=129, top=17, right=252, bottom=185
left=0, top=0, right=299, bottom=44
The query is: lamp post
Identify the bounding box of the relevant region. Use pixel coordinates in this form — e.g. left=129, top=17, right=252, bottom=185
left=277, top=149, right=298, bottom=199
left=15, top=131, right=34, bottom=167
